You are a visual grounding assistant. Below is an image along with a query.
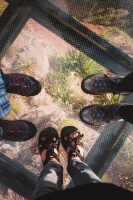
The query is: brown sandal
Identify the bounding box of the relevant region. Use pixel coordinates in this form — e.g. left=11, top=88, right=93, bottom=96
left=38, top=127, right=60, bottom=166
left=61, top=126, right=84, bottom=162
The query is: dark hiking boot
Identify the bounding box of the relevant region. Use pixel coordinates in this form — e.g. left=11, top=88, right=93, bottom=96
left=4, top=73, right=42, bottom=96
left=81, top=73, right=129, bottom=95
left=0, top=120, right=37, bottom=141
left=80, top=104, right=124, bottom=126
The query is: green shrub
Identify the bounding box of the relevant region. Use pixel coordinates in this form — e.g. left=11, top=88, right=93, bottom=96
left=82, top=7, right=116, bottom=26
left=56, top=49, right=103, bottom=77
left=93, top=93, right=123, bottom=105
left=0, top=1, right=7, bottom=15
left=45, top=68, right=87, bottom=112
left=45, top=69, right=74, bottom=106
left=5, top=96, right=20, bottom=120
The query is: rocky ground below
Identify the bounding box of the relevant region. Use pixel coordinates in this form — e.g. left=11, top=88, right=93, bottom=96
left=0, top=18, right=99, bottom=199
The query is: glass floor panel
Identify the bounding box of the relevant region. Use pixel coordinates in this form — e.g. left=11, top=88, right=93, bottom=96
left=0, top=1, right=133, bottom=199
left=50, top=0, right=133, bottom=58
left=0, top=18, right=106, bottom=198
left=102, top=129, right=133, bottom=191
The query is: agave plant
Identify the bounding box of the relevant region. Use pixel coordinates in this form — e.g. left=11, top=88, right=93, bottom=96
left=57, top=49, right=104, bottom=77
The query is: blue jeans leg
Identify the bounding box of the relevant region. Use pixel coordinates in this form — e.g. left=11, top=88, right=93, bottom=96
left=0, top=69, right=9, bottom=85
left=31, top=161, right=63, bottom=200
left=67, top=160, right=102, bottom=186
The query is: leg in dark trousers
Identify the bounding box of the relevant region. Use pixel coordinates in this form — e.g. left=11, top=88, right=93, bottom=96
left=61, top=126, right=102, bottom=187
left=67, top=160, right=101, bottom=186
left=31, top=127, right=62, bottom=200
left=119, top=105, right=133, bottom=124
left=31, top=161, right=63, bottom=200
left=118, top=71, right=133, bottom=92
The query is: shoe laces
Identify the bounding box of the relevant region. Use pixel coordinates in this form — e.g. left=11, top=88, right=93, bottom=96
left=103, top=105, right=119, bottom=123
left=8, top=75, right=34, bottom=93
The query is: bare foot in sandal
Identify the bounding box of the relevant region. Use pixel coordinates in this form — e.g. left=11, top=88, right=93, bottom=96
left=38, top=127, right=60, bottom=166
left=60, top=126, right=84, bottom=163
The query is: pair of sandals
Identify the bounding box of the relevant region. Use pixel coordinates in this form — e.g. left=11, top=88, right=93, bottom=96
left=79, top=73, right=131, bottom=126
left=38, top=126, right=84, bottom=165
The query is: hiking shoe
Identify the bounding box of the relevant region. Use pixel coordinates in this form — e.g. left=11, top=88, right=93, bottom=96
left=5, top=73, right=42, bottom=96
left=80, top=104, right=122, bottom=126
left=61, top=126, right=84, bottom=162
left=81, top=73, right=128, bottom=95
left=38, top=127, right=60, bottom=166
left=0, top=120, right=37, bottom=141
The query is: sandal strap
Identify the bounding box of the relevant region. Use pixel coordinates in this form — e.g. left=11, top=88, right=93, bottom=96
left=39, top=136, right=60, bottom=166
left=46, top=139, right=60, bottom=157
left=67, top=132, right=84, bottom=161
